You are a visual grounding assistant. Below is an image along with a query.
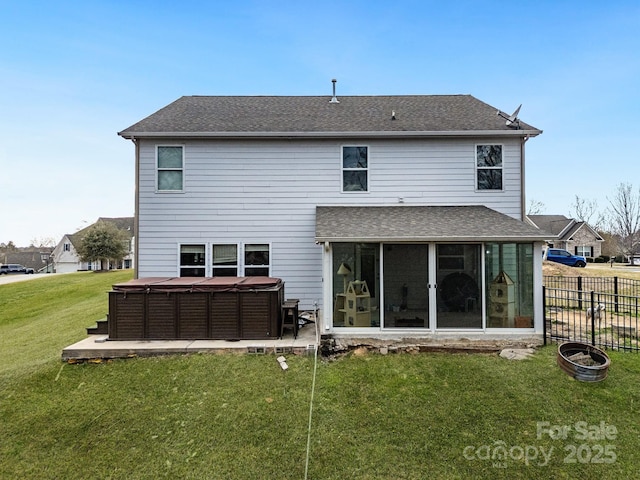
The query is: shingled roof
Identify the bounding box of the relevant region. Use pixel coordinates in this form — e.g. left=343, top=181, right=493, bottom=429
left=316, top=206, right=548, bottom=242
left=119, top=95, right=541, bottom=139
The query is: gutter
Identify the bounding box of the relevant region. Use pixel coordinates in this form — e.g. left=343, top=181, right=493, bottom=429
left=117, top=129, right=543, bottom=140
left=315, top=235, right=551, bottom=243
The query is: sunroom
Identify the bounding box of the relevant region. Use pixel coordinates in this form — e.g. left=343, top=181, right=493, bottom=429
left=316, top=206, right=548, bottom=336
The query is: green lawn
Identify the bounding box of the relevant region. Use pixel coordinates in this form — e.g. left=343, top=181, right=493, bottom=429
left=1, top=272, right=639, bottom=479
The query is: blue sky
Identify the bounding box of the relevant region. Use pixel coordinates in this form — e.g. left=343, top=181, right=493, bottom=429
left=1, top=1, right=639, bottom=246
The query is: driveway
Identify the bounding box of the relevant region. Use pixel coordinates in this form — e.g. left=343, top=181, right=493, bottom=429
left=0, top=273, right=53, bottom=285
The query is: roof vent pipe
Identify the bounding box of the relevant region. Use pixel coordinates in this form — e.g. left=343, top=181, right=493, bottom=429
left=330, top=79, right=339, bottom=103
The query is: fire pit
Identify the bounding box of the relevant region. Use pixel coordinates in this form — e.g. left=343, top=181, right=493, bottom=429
left=557, top=342, right=610, bottom=382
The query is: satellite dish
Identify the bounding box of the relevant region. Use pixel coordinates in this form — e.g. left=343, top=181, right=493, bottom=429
left=497, top=104, right=522, bottom=128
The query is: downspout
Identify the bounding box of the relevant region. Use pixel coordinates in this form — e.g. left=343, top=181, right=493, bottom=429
left=133, top=137, right=140, bottom=279
left=520, top=135, right=529, bottom=221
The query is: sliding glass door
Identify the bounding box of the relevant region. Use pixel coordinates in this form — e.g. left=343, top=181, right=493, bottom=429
left=435, top=244, right=482, bottom=329
left=383, top=244, right=429, bottom=328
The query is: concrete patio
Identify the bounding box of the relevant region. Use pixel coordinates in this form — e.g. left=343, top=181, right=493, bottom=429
left=62, top=319, right=318, bottom=361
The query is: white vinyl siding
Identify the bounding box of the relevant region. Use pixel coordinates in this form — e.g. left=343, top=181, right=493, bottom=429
left=137, top=138, right=524, bottom=307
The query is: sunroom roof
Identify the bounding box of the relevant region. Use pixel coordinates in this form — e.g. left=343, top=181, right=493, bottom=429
left=315, top=206, right=548, bottom=243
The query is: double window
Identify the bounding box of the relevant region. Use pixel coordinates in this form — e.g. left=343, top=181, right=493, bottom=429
left=179, top=243, right=270, bottom=277
left=476, top=145, right=503, bottom=190
left=342, top=146, right=368, bottom=192
left=576, top=246, right=593, bottom=258
left=157, top=146, right=184, bottom=192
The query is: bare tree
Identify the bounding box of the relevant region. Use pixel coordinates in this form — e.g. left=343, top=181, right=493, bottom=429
left=571, top=195, right=605, bottom=230
left=29, top=237, right=57, bottom=248
left=527, top=199, right=545, bottom=215
left=607, top=183, right=640, bottom=261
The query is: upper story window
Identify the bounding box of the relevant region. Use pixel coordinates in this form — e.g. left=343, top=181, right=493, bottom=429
left=476, top=145, right=502, bottom=190
left=157, top=146, right=184, bottom=192
left=342, top=146, right=368, bottom=192
left=63, top=243, right=70, bottom=252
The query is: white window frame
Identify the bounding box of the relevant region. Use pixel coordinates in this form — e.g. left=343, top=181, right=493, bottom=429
left=156, top=145, right=185, bottom=193
left=341, top=145, right=369, bottom=193
left=176, top=242, right=271, bottom=277
left=475, top=144, right=503, bottom=191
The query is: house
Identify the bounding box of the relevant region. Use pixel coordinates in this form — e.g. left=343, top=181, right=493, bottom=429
left=1, top=249, right=54, bottom=273
left=527, top=215, right=604, bottom=260
left=118, top=91, right=548, bottom=341
left=51, top=217, right=135, bottom=273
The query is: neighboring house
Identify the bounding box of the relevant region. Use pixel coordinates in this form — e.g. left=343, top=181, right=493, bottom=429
left=2, top=249, right=54, bottom=273
left=118, top=92, right=548, bottom=340
left=527, top=215, right=604, bottom=259
left=51, top=217, right=135, bottom=273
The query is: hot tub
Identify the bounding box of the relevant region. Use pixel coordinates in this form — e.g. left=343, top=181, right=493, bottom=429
left=107, top=277, right=283, bottom=340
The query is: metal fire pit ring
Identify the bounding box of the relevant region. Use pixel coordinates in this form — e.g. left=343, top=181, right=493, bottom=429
left=557, top=342, right=611, bottom=382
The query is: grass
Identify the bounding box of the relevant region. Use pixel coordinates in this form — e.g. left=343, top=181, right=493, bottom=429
left=1, top=272, right=640, bottom=479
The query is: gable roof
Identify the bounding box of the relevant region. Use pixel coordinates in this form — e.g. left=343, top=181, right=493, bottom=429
left=119, top=95, right=541, bottom=139
left=527, top=215, right=573, bottom=237
left=527, top=215, right=604, bottom=242
left=316, top=206, right=549, bottom=243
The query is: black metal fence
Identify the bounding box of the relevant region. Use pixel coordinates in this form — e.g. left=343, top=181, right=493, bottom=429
left=543, top=286, right=640, bottom=352
left=543, top=275, right=640, bottom=298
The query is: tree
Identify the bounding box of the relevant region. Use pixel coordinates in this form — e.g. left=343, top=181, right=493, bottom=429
left=0, top=241, right=18, bottom=252
left=29, top=237, right=57, bottom=248
left=527, top=199, right=545, bottom=215
left=571, top=195, right=605, bottom=230
left=607, top=183, right=640, bottom=261
left=75, top=221, right=129, bottom=270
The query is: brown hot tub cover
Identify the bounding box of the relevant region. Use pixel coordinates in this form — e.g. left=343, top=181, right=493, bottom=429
left=108, top=277, right=284, bottom=341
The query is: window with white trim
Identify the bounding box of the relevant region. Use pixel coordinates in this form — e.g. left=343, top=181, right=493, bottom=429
left=476, top=145, right=502, bottom=190
left=342, top=146, right=368, bottom=192
left=180, top=244, right=205, bottom=276
left=212, top=244, right=238, bottom=276
left=157, top=146, right=184, bottom=191
left=576, top=246, right=593, bottom=258
left=244, top=244, right=270, bottom=276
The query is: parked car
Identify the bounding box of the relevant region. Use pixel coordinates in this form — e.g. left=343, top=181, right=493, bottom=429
left=545, top=249, right=587, bottom=268
left=0, top=264, right=35, bottom=274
